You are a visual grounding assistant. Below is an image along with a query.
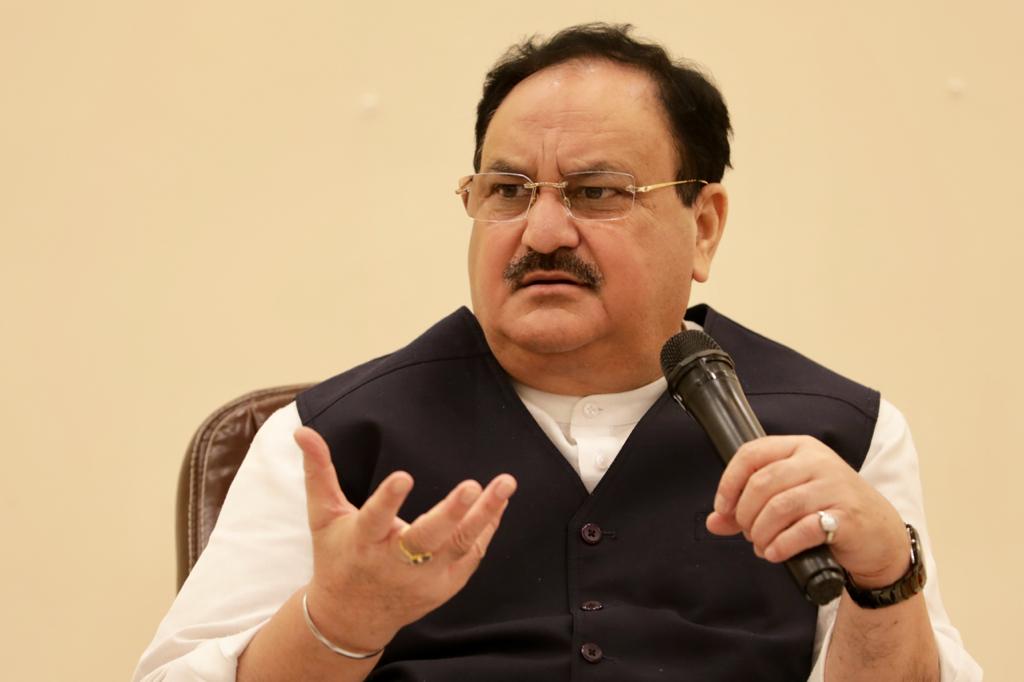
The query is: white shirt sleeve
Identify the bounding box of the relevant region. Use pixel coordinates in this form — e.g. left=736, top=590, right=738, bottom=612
left=806, top=398, right=983, bottom=681
left=132, top=402, right=310, bottom=682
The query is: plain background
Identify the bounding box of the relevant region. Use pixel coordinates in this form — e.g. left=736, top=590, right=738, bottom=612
left=2, top=1, right=1020, bottom=679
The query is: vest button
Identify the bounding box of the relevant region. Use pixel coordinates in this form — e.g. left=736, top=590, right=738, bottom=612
left=581, top=600, right=604, bottom=611
left=580, top=642, right=604, bottom=663
left=580, top=523, right=603, bottom=545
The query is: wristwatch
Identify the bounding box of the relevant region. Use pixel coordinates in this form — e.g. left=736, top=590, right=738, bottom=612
left=843, top=523, right=927, bottom=609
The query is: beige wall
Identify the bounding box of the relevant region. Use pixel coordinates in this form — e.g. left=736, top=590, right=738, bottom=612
left=2, top=1, right=1020, bottom=678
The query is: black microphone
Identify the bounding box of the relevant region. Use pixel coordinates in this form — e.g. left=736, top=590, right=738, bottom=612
left=660, top=329, right=845, bottom=605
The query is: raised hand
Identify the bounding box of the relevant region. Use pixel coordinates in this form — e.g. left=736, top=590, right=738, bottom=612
left=294, top=426, right=517, bottom=654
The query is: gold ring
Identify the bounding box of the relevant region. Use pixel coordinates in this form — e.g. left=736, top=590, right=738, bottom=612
left=398, top=534, right=432, bottom=565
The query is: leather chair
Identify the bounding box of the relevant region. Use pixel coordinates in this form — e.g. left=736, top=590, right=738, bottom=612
left=176, top=384, right=312, bottom=590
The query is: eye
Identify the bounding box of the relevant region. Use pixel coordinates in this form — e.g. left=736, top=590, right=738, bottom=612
left=493, top=183, right=528, bottom=199
left=564, top=172, right=633, bottom=205
left=580, top=185, right=614, bottom=200
left=568, top=184, right=622, bottom=202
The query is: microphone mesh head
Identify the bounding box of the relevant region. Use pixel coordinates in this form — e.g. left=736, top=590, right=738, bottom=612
left=660, top=330, right=723, bottom=375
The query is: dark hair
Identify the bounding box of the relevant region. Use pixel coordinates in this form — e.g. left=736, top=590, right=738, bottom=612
left=474, top=23, right=732, bottom=205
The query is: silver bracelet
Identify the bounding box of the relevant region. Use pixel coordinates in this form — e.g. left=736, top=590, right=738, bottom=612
left=301, top=591, right=385, bottom=660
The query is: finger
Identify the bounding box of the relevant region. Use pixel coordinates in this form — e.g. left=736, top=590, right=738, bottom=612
left=473, top=520, right=500, bottom=558
left=400, top=480, right=483, bottom=554
left=732, top=456, right=814, bottom=531
left=705, top=510, right=742, bottom=536
left=355, top=471, right=414, bottom=543
left=715, top=436, right=804, bottom=515
left=451, top=519, right=501, bottom=574
left=448, top=474, right=516, bottom=557
left=747, top=480, right=827, bottom=552
left=294, top=427, right=355, bottom=532
left=762, top=510, right=837, bottom=563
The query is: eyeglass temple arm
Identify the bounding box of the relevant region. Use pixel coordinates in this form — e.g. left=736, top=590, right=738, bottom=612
left=630, top=179, right=708, bottom=193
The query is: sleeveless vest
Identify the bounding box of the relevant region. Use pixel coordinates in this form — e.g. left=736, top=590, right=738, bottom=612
left=296, top=305, right=880, bottom=681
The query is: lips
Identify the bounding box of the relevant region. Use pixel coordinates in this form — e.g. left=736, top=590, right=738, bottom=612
left=520, top=271, right=587, bottom=288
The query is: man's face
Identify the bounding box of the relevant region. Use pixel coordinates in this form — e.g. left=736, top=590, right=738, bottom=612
left=468, top=59, right=724, bottom=388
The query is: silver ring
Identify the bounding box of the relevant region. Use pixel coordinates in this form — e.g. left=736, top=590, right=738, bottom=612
left=818, top=511, right=838, bottom=544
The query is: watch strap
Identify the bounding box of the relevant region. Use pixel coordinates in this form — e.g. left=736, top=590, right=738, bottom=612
left=843, top=523, right=927, bottom=609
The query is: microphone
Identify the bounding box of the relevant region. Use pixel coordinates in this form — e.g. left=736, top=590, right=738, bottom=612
left=660, top=329, right=844, bottom=605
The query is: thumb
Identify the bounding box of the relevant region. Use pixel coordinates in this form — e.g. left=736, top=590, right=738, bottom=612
left=705, top=510, right=743, bottom=537
left=294, top=426, right=355, bottom=532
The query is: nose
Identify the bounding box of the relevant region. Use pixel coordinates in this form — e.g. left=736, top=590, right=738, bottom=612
left=521, top=186, right=580, bottom=254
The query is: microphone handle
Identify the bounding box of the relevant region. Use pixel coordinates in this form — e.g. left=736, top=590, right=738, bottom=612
left=670, top=358, right=845, bottom=605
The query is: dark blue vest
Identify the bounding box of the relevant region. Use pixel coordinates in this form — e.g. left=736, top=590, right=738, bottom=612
left=297, top=306, right=880, bottom=681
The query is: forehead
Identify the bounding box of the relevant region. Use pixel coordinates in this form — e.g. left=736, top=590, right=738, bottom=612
left=480, top=59, right=678, bottom=178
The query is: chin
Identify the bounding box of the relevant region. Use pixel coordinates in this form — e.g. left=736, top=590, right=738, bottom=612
left=497, top=307, right=606, bottom=355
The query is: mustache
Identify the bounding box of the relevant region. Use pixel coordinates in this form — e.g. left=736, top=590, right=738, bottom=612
left=503, top=248, right=604, bottom=291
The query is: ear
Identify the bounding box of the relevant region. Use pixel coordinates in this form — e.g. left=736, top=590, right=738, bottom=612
left=691, top=183, right=728, bottom=283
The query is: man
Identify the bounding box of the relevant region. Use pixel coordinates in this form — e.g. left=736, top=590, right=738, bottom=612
left=135, top=24, right=980, bottom=681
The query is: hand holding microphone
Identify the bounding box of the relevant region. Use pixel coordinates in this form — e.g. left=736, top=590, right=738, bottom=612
left=660, top=330, right=913, bottom=605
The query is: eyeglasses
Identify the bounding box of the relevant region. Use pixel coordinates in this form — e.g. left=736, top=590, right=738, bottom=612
left=455, top=171, right=707, bottom=222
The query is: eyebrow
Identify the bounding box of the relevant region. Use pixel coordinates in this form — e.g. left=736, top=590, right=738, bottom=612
left=482, top=159, right=525, bottom=174
left=568, top=160, right=631, bottom=174
left=482, top=159, right=636, bottom=176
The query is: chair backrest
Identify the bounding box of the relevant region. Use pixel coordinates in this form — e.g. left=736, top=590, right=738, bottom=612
left=176, top=384, right=312, bottom=590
